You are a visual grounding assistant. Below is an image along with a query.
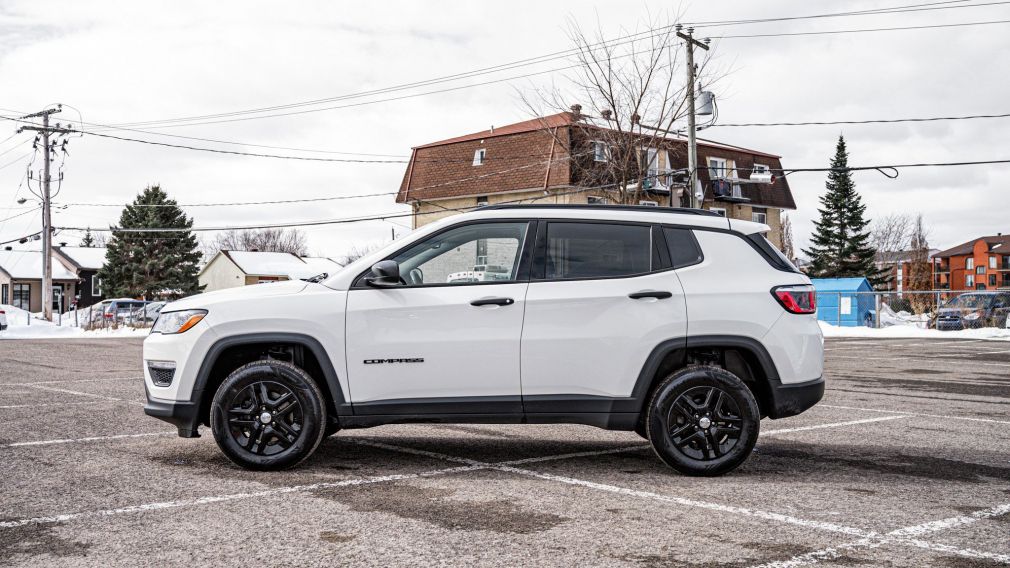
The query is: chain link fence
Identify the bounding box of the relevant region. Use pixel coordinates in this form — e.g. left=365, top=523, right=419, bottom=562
left=815, top=290, right=1010, bottom=330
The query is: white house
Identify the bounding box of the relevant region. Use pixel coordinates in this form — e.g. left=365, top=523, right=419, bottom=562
left=198, top=250, right=342, bottom=292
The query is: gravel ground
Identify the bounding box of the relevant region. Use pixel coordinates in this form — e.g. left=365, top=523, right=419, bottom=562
left=0, top=337, right=1008, bottom=567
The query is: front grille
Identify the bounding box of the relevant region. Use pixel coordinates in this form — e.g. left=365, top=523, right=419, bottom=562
left=147, top=362, right=176, bottom=387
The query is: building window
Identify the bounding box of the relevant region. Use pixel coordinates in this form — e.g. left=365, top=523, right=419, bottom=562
left=751, top=207, right=768, bottom=224
left=639, top=200, right=659, bottom=207
left=472, top=148, right=486, bottom=166
left=752, top=164, right=769, bottom=174
left=587, top=196, right=608, bottom=205
left=976, top=266, right=985, bottom=275
left=1, top=283, right=7, bottom=304
left=990, top=274, right=997, bottom=287
left=592, top=141, right=609, bottom=162
left=966, top=274, right=974, bottom=287
left=13, top=283, right=30, bottom=311
left=977, top=283, right=986, bottom=290
left=708, top=157, right=727, bottom=179
left=640, top=148, right=659, bottom=184
left=990, top=256, right=997, bottom=269
left=92, top=275, right=102, bottom=296
left=966, top=258, right=974, bottom=270
left=709, top=207, right=727, bottom=217
left=476, top=195, right=488, bottom=208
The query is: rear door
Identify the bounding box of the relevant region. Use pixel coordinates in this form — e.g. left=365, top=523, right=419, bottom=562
left=520, top=221, right=690, bottom=408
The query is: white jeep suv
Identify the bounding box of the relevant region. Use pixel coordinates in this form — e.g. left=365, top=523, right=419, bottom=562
left=143, top=205, right=824, bottom=476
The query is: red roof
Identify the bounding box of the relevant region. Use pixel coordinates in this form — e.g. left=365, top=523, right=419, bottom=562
left=415, top=112, right=576, bottom=149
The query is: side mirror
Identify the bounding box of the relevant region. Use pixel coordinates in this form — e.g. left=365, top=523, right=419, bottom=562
left=366, top=260, right=402, bottom=287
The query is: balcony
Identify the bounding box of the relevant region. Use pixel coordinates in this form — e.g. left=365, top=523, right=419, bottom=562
left=711, top=179, right=750, bottom=203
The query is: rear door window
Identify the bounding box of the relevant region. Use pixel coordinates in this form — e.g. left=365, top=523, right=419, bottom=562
left=544, top=222, right=651, bottom=280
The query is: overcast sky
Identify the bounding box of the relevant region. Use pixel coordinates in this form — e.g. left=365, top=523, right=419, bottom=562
left=1, top=0, right=1008, bottom=258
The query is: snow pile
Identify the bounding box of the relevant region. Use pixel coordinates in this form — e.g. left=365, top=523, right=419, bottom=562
left=819, top=321, right=1010, bottom=341
left=877, top=303, right=930, bottom=329
left=0, top=304, right=148, bottom=339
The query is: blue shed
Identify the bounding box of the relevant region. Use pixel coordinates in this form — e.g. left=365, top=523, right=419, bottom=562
left=811, top=277, right=875, bottom=327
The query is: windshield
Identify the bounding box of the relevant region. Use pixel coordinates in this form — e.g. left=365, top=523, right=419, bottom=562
left=944, top=294, right=990, bottom=309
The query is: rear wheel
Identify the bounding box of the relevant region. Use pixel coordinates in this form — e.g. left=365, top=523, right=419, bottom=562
left=646, top=366, right=759, bottom=476
left=210, top=360, right=327, bottom=470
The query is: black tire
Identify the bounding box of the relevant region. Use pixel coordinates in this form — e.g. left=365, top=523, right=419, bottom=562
left=210, top=359, right=327, bottom=471
left=645, top=366, right=760, bottom=477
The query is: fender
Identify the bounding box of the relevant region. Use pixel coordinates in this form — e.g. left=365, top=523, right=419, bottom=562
left=193, top=332, right=351, bottom=418
left=626, top=334, right=781, bottom=414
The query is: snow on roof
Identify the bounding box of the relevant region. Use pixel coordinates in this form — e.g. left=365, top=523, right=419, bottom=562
left=223, top=250, right=305, bottom=276
left=57, top=246, right=108, bottom=270
left=0, top=250, right=79, bottom=280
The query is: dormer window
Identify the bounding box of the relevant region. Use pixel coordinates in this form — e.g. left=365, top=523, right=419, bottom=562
left=593, top=141, right=609, bottom=162
left=708, top=157, right=727, bottom=179
left=473, top=148, right=486, bottom=166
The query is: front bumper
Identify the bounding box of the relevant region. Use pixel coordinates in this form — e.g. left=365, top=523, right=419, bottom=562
left=144, top=388, right=202, bottom=438
left=766, top=376, right=824, bottom=419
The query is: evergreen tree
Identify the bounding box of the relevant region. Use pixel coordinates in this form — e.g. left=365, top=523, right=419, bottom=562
left=98, top=185, right=203, bottom=299
left=803, top=136, right=884, bottom=285
left=80, top=228, right=96, bottom=247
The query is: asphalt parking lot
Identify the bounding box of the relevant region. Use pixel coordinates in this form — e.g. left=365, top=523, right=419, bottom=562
left=1, top=337, right=1008, bottom=567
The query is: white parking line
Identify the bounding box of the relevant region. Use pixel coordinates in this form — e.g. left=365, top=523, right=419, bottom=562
left=0, top=464, right=482, bottom=529
left=2, top=431, right=174, bottom=448
left=0, top=400, right=110, bottom=410
left=4, top=377, right=140, bottom=387
left=761, top=415, right=907, bottom=435
left=24, top=383, right=123, bottom=402
left=821, top=404, right=1010, bottom=426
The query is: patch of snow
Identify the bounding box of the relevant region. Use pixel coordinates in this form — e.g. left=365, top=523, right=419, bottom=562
left=57, top=246, right=108, bottom=270
left=819, top=321, right=1010, bottom=341
left=0, top=304, right=148, bottom=339
left=0, top=250, right=78, bottom=280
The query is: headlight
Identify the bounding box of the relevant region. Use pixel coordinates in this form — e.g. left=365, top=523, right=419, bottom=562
left=151, top=309, right=207, bottom=334
left=964, top=311, right=982, bottom=321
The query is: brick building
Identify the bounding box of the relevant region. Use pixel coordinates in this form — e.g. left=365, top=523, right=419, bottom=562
left=932, top=235, right=1010, bottom=291
left=396, top=111, right=797, bottom=247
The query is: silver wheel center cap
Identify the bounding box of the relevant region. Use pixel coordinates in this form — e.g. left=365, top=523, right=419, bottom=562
left=698, top=417, right=712, bottom=429
left=259, top=411, right=273, bottom=424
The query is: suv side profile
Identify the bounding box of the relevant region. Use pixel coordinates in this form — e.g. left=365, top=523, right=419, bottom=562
left=143, top=205, right=824, bottom=476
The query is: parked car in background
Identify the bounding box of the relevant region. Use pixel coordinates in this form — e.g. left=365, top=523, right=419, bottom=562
left=87, top=298, right=151, bottom=325
left=931, top=292, right=1010, bottom=330
left=131, top=301, right=166, bottom=323
left=0, top=308, right=7, bottom=331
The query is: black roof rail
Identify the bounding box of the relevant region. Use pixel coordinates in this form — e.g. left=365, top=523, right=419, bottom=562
left=479, top=204, right=724, bottom=217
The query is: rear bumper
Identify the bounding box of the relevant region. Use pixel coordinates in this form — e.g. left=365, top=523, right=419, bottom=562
left=766, top=376, right=824, bottom=419
left=144, top=390, right=202, bottom=438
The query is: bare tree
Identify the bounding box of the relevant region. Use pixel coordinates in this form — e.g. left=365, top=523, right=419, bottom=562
left=870, top=214, right=914, bottom=259
left=906, top=214, right=933, bottom=313
left=204, top=228, right=308, bottom=257
left=778, top=214, right=796, bottom=261
left=520, top=12, right=725, bottom=206
left=336, top=243, right=381, bottom=266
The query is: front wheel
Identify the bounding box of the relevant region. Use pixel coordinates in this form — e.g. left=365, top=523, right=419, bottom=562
left=645, top=366, right=760, bottom=476
left=210, top=360, right=327, bottom=471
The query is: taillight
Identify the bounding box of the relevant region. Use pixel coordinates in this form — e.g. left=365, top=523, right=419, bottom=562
left=772, top=285, right=817, bottom=314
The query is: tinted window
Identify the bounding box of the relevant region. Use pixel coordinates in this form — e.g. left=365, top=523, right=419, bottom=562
left=390, top=222, right=528, bottom=285
left=746, top=233, right=800, bottom=273
left=663, top=228, right=703, bottom=268
left=545, top=222, right=651, bottom=279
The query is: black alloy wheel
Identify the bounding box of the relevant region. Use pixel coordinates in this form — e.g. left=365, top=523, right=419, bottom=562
left=646, top=366, right=760, bottom=476
left=211, top=360, right=327, bottom=470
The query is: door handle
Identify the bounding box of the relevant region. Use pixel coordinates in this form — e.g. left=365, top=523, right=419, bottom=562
left=628, top=290, right=673, bottom=300
left=471, top=297, right=515, bottom=307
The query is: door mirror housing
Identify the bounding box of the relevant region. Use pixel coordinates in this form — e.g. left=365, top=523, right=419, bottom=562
left=366, top=260, right=402, bottom=287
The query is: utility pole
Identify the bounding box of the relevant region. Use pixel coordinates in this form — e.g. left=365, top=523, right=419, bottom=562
left=17, top=105, right=72, bottom=322
left=676, top=25, right=709, bottom=208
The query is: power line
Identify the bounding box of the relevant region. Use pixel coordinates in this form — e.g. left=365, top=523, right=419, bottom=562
left=711, top=111, right=1010, bottom=127
left=0, top=206, right=41, bottom=224
left=688, top=0, right=1008, bottom=28
left=714, top=17, right=1010, bottom=39
left=0, top=151, right=34, bottom=171
left=56, top=191, right=400, bottom=208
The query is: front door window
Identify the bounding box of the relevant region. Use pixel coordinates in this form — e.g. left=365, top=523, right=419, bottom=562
left=390, top=222, right=529, bottom=285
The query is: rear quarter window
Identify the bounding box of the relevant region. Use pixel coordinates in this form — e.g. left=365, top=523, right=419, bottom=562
left=662, top=228, right=703, bottom=268
left=745, top=233, right=800, bottom=273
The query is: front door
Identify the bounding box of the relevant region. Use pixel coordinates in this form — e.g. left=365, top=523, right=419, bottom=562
left=521, top=221, right=689, bottom=406
left=52, top=284, right=65, bottom=313
left=345, top=220, right=534, bottom=414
